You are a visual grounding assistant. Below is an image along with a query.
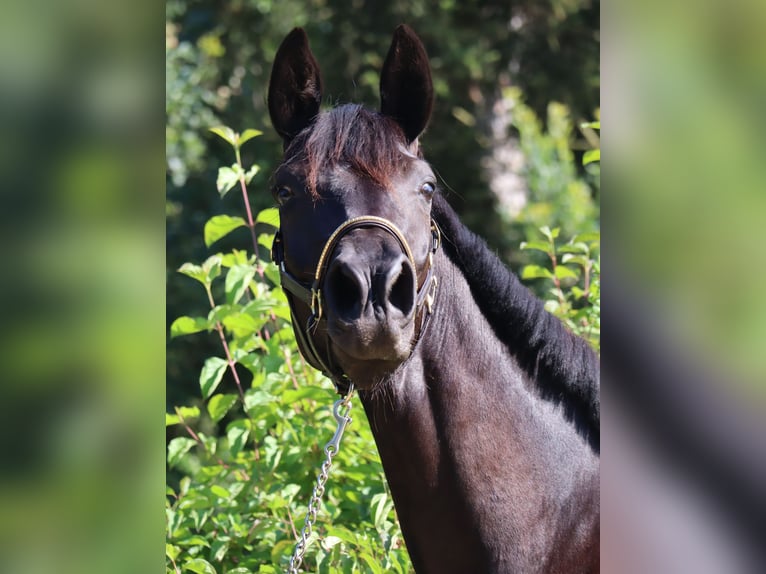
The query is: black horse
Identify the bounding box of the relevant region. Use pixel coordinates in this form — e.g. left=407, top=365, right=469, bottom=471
left=268, top=25, right=599, bottom=574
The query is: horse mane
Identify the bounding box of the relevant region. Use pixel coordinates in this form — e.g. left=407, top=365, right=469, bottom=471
left=284, top=104, right=410, bottom=197
left=432, top=192, right=600, bottom=450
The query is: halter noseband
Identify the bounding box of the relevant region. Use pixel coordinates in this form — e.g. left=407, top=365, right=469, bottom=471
left=272, top=215, right=441, bottom=394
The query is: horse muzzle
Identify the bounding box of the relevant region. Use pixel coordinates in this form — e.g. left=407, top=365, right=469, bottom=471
left=274, top=215, right=439, bottom=392
left=323, top=237, right=417, bottom=365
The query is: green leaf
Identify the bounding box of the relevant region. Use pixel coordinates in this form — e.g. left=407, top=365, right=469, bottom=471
left=257, top=233, right=275, bottom=252
left=178, top=263, right=207, bottom=285
left=221, top=313, right=265, bottom=338
left=539, top=226, right=560, bottom=241
left=167, top=437, right=196, bottom=467
left=166, top=543, right=180, bottom=561
left=554, top=265, right=579, bottom=280
left=244, top=164, right=260, bottom=184
left=561, top=254, right=590, bottom=267
left=225, top=569, right=253, bottom=574
left=216, top=165, right=241, bottom=197
left=209, top=485, right=230, bottom=499
left=358, top=553, right=385, bottom=574
left=210, top=538, right=229, bottom=562
left=583, top=149, right=600, bottom=165
left=226, top=421, right=250, bottom=456
left=580, top=121, right=600, bottom=130
left=166, top=413, right=180, bottom=426
left=209, top=126, right=238, bottom=146
left=321, top=536, right=343, bottom=550
left=521, top=265, right=553, bottom=280
left=372, top=492, right=391, bottom=528
left=183, top=558, right=217, bottom=574
left=237, top=128, right=263, bottom=147
left=200, top=357, right=228, bottom=399
left=170, top=316, right=210, bottom=338
left=573, top=231, right=600, bottom=244
left=204, top=215, right=247, bottom=248
left=202, top=255, right=223, bottom=283
left=255, top=207, right=279, bottom=229
left=269, top=539, right=293, bottom=565
left=519, top=240, right=551, bottom=253
left=176, top=406, right=200, bottom=420
left=207, top=394, right=238, bottom=423
left=557, top=243, right=588, bottom=255
left=225, top=264, right=256, bottom=304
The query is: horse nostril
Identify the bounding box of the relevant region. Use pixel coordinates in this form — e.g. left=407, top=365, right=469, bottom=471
left=325, top=259, right=365, bottom=320
left=386, top=258, right=415, bottom=317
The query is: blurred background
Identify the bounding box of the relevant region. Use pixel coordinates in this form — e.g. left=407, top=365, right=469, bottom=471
left=0, top=0, right=764, bottom=571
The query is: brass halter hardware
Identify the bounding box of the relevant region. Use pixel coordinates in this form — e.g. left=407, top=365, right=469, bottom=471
left=308, top=216, right=417, bottom=322
left=273, top=215, right=440, bottom=394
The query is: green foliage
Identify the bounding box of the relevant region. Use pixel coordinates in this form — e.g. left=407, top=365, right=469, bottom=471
left=521, top=227, right=600, bottom=351
left=504, top=87, right=598, bottom=243
left=167, top=128, right=412, bottom=573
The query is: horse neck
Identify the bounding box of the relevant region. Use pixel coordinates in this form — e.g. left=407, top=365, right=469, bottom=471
left=357, top=249, right=599, bottom=573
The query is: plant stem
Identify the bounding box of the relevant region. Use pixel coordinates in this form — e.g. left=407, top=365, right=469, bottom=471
left=235, top=146, right=262, bottom=273
left=547, top=242, right=567, bottom=309
left=205, top=284, right=247, bottom=405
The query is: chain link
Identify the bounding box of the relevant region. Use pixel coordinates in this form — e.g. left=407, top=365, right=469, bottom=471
left=287, top=384, right=354, bottom=573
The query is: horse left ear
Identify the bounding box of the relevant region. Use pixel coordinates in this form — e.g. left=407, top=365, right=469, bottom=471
left=380, top=25, right=434, bottom=144
left=268, top=28, right=323, bottom=145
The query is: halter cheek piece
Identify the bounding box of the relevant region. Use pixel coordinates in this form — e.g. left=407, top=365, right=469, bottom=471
left=272, top=216, right=441, bottom=395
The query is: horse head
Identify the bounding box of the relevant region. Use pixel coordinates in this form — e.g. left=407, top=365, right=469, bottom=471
left=268, top=26, right=440, bottom=389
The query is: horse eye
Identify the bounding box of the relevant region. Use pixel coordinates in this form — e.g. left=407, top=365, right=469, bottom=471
left=274, top=185, right=293, bottom=206
left=420, top=181, right=436, bottom=198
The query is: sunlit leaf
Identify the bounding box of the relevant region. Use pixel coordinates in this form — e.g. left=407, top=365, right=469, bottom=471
left=237, top=128, right=263, bottom=147
left=225, top=264, right=256, bottom=304
left=207, top=394, right=239, bottom=423
left=178, top=263, right=206, bottom=285
left=244, top=164, right=260, bottom=184
left=167, top=437, right=196, bottom=467
left=583, top=149, right=600, bottom=165
left=183, top=557, right=217, bottom=574
left=226, top=421, right=250, bottom=456
left=202, top=254, right=223, bottom=283
left=170, top=316, right=210, bottom=338
left=521, top=265, right=553, bottom=280
left=200, top=357, right=228, bottom=399
left=554, top=265, right=579, bottom=280
left=204, top=215, right=247, bottom=248
left=519, top=240, right=551, bottom=253
left=209, top=126, right=237, bottom=146
left=176, top=406, right=200, bottom=420
left=216, top=166, right=240, bottom=197
left=255, top=207, right=279, bottom=228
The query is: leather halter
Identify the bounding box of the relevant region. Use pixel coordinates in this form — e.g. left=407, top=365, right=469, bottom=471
left=272, top=216, right=441, bottom=395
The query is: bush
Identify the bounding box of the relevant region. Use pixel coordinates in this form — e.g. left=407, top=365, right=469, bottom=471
left=166, top=123, right=600, bottom=573
left=166, top=128, right=412, bottom=574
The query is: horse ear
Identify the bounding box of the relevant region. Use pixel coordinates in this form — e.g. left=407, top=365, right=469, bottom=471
left=268, top=28, right=323, bottom=144
left=380, top=25, right=434, bottom=144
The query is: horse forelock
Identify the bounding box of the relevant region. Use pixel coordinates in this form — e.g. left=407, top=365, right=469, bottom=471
left=283, top=104, right=411, bottom=197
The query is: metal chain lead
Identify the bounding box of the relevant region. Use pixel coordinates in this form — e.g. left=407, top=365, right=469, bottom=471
left=287, top=384, right=355, bottom=574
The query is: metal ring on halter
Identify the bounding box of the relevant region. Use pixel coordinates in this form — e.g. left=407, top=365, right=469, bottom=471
left=309, top=216, right=417, bottom=322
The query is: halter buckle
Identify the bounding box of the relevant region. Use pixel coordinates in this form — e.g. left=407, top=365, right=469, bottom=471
left=425, top=276, right=438, bottom=315
left=310, top=288, right=322, bottom=322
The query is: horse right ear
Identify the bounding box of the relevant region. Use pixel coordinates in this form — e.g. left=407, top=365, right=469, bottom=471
left=268, top=28, right=323, bottom=144
left=380, top=25, right=434, bottom=144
